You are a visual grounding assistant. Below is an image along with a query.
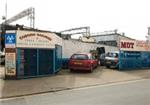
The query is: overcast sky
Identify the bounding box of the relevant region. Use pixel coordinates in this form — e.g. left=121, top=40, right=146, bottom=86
left=0, top=0, right=150, bottom=40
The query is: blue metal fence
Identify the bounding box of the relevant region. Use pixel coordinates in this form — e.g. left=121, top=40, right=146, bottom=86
left=62, top=58, right=69, bottom=69
left=119, top=51, right=150, bottom=70
left=55, top=45, right=62, bottom=72
left=16, top=47, right=62, bottom=78
left=39, top=49, right=54, bottom=75
left=141, top=52, right=150, bottom=68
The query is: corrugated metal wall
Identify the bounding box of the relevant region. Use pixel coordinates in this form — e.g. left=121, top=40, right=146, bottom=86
left=119, top=51, right=150, bottom=70
left=141, top=52, right=150, bottom=67
left=55, top=45, right=62, bottom=72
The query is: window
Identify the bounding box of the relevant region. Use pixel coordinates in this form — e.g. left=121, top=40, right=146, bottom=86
left=106, top=52, right=118, bottom=58
left=71, top=54, right=88, bottom=60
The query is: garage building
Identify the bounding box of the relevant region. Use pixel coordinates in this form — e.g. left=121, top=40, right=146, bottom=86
left=5, top=30, right=62, bottom=79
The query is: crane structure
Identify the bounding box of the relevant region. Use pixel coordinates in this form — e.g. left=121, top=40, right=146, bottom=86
left=2, top=7, right=35, bottom=28
left=60, top=26, right=90, bottom=38
left=60, top=26, right=96, bottom=42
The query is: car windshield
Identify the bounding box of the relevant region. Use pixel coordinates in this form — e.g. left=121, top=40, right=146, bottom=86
left=106, top=52, right=118, bottom=58
left=71, top=54, right=88, bottom=60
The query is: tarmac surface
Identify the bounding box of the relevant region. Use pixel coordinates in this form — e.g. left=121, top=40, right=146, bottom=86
left=0, top=65, right=150, bottom=99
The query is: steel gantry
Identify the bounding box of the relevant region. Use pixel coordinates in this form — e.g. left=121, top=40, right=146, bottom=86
left=2, top=7, right=35, bottom=28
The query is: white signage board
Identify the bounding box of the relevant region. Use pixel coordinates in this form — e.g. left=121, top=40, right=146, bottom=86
left=120, top=40, right=150, bottom=51
left=5, top=53, right=16, bottom=76
left=16, top=30, right=62, bottom=48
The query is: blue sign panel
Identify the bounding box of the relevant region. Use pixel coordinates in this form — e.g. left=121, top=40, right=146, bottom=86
left=5, top=33, right=16, bottom=44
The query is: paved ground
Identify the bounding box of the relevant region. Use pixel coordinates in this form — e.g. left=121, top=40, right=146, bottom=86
left=0, top=65, right=150, bottom=99
left=0, top=65, right=5, bottom=79
left=1, top=79, right=149, bottom=105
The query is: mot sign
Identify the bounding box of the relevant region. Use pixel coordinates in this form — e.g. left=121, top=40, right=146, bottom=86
left=120, top=40, right=136, bottom=51
left=120, top=40, right=150, bottom=51
left=5, top=33, right=16, bottom=48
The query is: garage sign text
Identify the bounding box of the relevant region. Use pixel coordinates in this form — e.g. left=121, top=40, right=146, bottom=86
left=121, top=42, right=134, bottom=49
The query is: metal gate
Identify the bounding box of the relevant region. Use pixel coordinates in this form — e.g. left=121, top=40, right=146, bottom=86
left=39, top=49, right=53, bottom=75
left=17, top=48, right=54, bottom=78
left=141, top=52, right=150, bottom=68
left=55, top=45, right=62, bottom=72
left=119, top=51, right=142, bottom=70
left=24, top=49, right=37, bottom=76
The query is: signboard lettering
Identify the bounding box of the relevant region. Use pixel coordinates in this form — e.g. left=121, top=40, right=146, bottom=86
left=120, top=40, right=150, bottom=51
left=121, top=42, right=134, bottom=49
left=16, top=30, right=62, bottom=48
left=19, top=33, right=35, bottom=40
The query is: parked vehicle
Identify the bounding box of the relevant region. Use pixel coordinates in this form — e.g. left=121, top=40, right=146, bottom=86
left=69, top=53, right=98, bottom=72
left=99, top=53, right=105, bottom=66
left=0, top=51, right=5, bottom=64
left=105, top=51, right=119, bottom=69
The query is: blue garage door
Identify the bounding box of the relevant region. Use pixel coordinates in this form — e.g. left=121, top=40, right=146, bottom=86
left=39, top=49, right=54, bottom=75
left=17, top=48, right=54, bottom=78
left=24, top=49, right=37, bottom=76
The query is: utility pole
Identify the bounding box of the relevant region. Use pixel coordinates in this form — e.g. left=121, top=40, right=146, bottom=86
left=0, top=0, right=7, bottom=51
left=146, top=27, right=150, bottom=42
left=5, top=0, right=7, bottom=22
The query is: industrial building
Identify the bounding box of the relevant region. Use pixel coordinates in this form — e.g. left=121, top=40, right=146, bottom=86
left=90, top=30, right=135, bottom=47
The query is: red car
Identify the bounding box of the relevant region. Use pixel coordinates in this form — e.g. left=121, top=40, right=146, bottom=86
left=69, top=53, right=98, bottom=72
